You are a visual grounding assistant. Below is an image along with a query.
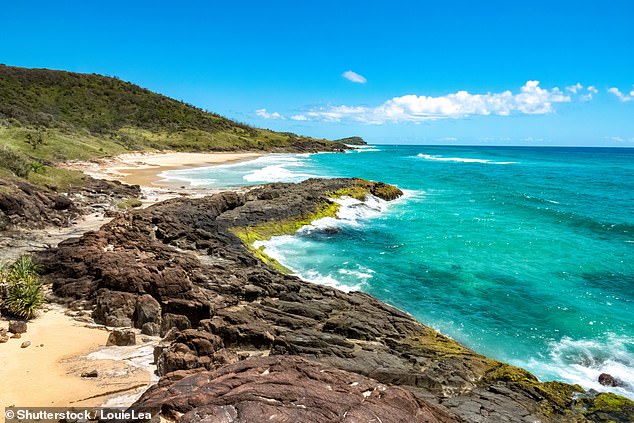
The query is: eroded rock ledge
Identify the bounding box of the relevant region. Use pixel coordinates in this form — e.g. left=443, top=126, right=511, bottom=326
left=36, top=178, right=633, bottom=422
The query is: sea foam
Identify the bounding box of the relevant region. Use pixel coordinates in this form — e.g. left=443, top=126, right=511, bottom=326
left=417, top=153, right=517, bottom=165
left=519, top=334, right=634, bottom=400
left=254, top=193, right=396, bottom=292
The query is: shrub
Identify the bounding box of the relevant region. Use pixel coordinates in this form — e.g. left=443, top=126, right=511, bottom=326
left=29, top=161, right=46, bottom=174
left=6, top=277, right=44, bottom=319
left=0, top=145, right=30, bottom=177
left=116, top=197, right=143, bottom=209
left=8, top=255, right=40, bottom=283
left=2, top=255, right=44, bottom=319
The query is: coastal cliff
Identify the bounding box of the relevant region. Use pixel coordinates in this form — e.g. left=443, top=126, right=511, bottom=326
left=35, top=178, right=634, bottom=422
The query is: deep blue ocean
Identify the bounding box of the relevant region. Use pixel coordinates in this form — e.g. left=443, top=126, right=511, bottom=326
left=162, top=145, right=634, bottom=398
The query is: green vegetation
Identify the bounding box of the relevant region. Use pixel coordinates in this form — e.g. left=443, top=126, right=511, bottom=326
left=116, top=197, right=143, bottom=210
left=0, top=64, right=342, bottom=161
left=0, top=255, right=45, bottom=319
left=0, top=64, right=344, bottom=191
left=230, top=183, right=388, bottom=272
left=585, top=392, right=633, bottom=413
left=335, top=136, right=366, bottom=145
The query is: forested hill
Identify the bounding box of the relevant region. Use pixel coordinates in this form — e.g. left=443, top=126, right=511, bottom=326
left=0, top=64, right=345, bottom=156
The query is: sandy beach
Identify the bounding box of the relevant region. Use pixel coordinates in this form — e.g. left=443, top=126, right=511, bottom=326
left=0, top=306, right=156, bottom=417
left=1, top=152, right=257, bottom=415
left=63, top=151, right=262, bottom=188
left=0, top=152, right=259, bottom=416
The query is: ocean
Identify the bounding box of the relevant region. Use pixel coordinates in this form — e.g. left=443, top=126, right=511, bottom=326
left=161, top=145, right=634, bottom=399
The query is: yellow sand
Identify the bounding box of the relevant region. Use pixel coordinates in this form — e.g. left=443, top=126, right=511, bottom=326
left=0, top=306, right=153, bottom=417
left=63, top=151, right=261, bottom=187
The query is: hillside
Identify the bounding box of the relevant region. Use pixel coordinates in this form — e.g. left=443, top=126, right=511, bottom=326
left=0, top=64, right=346, bottom=191
left=0, top=64, right=344, bottom=160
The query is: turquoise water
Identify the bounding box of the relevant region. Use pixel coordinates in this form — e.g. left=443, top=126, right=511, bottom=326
left=162, top=145, right=634, bottom=398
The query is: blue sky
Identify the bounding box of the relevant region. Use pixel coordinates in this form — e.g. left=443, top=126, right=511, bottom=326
left=2, top=0, right=633, bottom=146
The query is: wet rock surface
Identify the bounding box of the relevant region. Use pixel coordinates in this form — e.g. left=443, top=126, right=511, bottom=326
left=36, top=178, right=633, bottom=422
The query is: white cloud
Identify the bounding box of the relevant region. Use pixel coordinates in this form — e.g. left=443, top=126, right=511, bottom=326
left=566, top=83, right=583, bottom=93
left=608, top=86, right=634, bottom=102
left=587, top=85, right=598, bottom=94
left=606, top=136, right=634, bottom=143
left=290, top=114, right=308, bottom=121
left=256, top=108, right=284, bottom=119
left=342, top=70, right=367, bottom=84
left=293, top=81, right=571, bottom=124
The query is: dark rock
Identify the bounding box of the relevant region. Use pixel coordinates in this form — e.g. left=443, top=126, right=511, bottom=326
left=35, top=178, right=632, bottom=422
left=132, top=356, right=458, bottom=423
left=598, top=373, right=624, bottom=387
left=0, top=335, right=8, bottom=343
left=94, top=289, right=136, bottom=327
left=0, top=179, right=79, bottom=230
left=135, top=294, right=162, bottom=330
left=52, top=195, right=73, bottom=210
left=81, top=370, right=99, bottom=378
left=160, top=313, right=191, bottom=337
left=0, top=176, right=141, bottom=231
left=8, top=320, right=27, bottom=334
left=20, top=341, right=31, bottom=348
left=141, top=322, right=160, bottom=336
left=106, top=328, right=136, bottom=346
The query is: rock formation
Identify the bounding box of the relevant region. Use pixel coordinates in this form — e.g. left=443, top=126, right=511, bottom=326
left=0, top=176, right=140, bottom=231
left=37, top=178, right=633, bottom=422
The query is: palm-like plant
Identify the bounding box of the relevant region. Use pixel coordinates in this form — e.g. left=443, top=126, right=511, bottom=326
left=8, top=255, right=40, bottom=283
left=2, top=255, right=44, bottom=319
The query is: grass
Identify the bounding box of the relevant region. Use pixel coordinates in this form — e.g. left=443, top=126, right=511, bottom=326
left=0, top=64, right=343, bottom=164
left=116, top=197, right=143, bottom=209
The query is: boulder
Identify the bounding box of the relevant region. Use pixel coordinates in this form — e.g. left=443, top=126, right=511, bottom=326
left=8, top=320, right=27, bottom=334
left=599, top=373, right=625, bottom=387
left=81, top=370, right=99, bottom=378
left=135, top=294, right=162, bottom=329
left=106, top=328, right=136, bottom=346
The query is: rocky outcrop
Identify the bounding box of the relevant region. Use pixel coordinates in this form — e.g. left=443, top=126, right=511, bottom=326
left=0, top=176, right=140, bottom=231
left=36, top=178, right=634, bottom=423
left=132, top=355, right=459, bottom=423
left=0, top=178, right=79, bottom=230
left=335, top=136, right=367, bottom=145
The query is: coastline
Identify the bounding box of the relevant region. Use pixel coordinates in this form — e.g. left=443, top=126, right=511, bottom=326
left=62, top=151, right=262, bottom=188
left=1, top=152, right=257, bottom=412
left=0, top=153, right=628, bottom=415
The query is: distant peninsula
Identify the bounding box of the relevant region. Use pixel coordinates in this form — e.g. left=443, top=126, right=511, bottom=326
left=335, top=136, right=367, bottom=145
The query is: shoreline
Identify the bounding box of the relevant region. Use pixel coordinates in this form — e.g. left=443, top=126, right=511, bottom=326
left=62, top=151, right=262, bottom=188
left=2, top=151, right=262, bottom=413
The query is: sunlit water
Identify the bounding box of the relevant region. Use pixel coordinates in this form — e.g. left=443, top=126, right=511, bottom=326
left=162, top=145, right=634, bottom=399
